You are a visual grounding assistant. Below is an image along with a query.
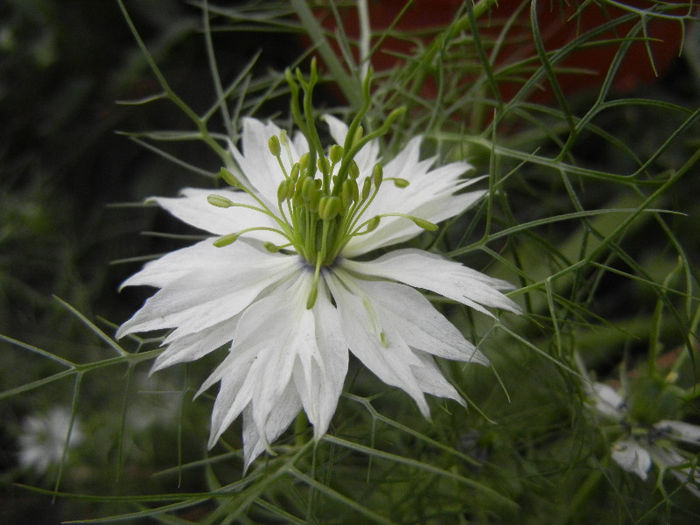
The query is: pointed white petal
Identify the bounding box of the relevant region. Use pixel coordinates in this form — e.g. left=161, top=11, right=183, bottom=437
left=117, top=247, right=300, bottom=339
left=410, top=351, right=465, bottom=405
left=293, top=282, right=348, bottom=438
left=353, top=279, right=488, bottom=364
left=655, top=420, right=700, bottom=445
left=340, top=249, right=520, bottom=316
left=611, top=439, right=652, bottom=480
left=589, top=382, right=625, bottom=419
left=322, top=115, right=379, bottom=175
left=326, top=272, right=431, bottom=417
left=241, top=382, right=302, bottom=470
left=344, top=188, right=485, bottom=257
left=150, top=315, right=240, bottom=373
left=151, top=188, right=286, bottom=245
left=232, top=118, right=292, bottom=206
left=120, top=239, right=218, bottom=290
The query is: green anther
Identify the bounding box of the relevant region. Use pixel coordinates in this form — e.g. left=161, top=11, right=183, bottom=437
left=279, top=129, right=289, bottom=146
left=341, top=180, right=353, bottom=209
left=352, top=125, right=364, bottom=148
left=411, top=217, right=439, bottom=231
left=318, top=195, right=341, bottom=220
left=349, top=161, right=360, bottom=179
left=349, top=178, right=359, bottom=201
left=332, top=175, right=340, bottom=188
left=290, top=164, right=300, bottom=181
left=213, top=232, right=239, bottom=247
left=264, top=242, right=281, bottom=253
left=361, top=177, right=372, bottom=200
left=299, top=152, right=310, bottom=171
left=329, top=144, right=343, bottom=164
left=207, top=194, right=234, bottom=208
left=302, top=176, right=316, bottom=201
left=305, top=282, right=318, bottom=310
left=219, top=168, right=240, bottom=188
left=309, top=190, right=321, bottom=213
left=392, top=178, right=410, bottom=188
left=366, top=216, right=380, bottom=232
left=380, top=331, right=389, bottom=347
left=317, top=156, right=330, bottom=174
left=373, top=164, right=383, bottom=187
left=292, top=192, right=304, bottom=208
left=277, top=179, right=292, bottom=202
left=268, top=135, right=281, bottom=157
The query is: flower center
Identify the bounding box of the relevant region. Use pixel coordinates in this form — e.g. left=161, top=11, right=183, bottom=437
left=205, top=60, right=438, bottom=308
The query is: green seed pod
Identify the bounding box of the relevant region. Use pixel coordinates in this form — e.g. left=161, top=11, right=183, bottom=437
left=373, top=164, right=383, bottom=188
left=207, top=194, right=234, bottom=208
left=329, top=144, right=343, bottom=164
left=268, top=135, right=281, bottom=157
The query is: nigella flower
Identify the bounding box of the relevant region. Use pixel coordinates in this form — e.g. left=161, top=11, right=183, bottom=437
left=588, top=382, right=700, bottom=497
left=117, top=70, right=519, bottom=468
left=18, top=407, right=84, bottom=475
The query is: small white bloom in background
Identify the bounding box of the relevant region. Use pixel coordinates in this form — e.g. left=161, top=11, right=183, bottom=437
left=18, top=407, right=84, bottom=475
left=586, top=381, right=700, bottom=497
left=118, top=74, right=519, bottom=468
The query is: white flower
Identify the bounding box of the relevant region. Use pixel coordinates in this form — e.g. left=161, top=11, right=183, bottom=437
left=118, top=114, right=519, bottom=469
left=587, top=381, right=700, bottom=496
left=18, top=407, right=84, bottom=475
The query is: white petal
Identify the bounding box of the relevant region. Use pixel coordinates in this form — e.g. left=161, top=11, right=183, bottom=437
left=204, top=271, right=314, bottom=449
left=120, top=238, right=231, bottom=290
left=344, top=187, right=485, bottom=257
left=340, top=248, right=520, bottom=316
left=655, top=420, right=700, bottom=445
left=150, top=315, right=239, bottom=373
left=353, top=279, right=488, bottom=364
left=589, top=382, right=625, bottom=419
left=117, top=246, right=300, bottom=339
left=241, top=383, right=302, bottom=470
left=322, top=115, right=379, bottom=175
left=611, top=439, right=652, bottom=480
left=326, top=272, right=432, bottom=417
left=410, top=351, right=464, bottom=405
left=233, top=118, right=290, bottom=206
left=293, top=281, right=348, bottom=438
left=151, top=188, right=286, bottom=245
